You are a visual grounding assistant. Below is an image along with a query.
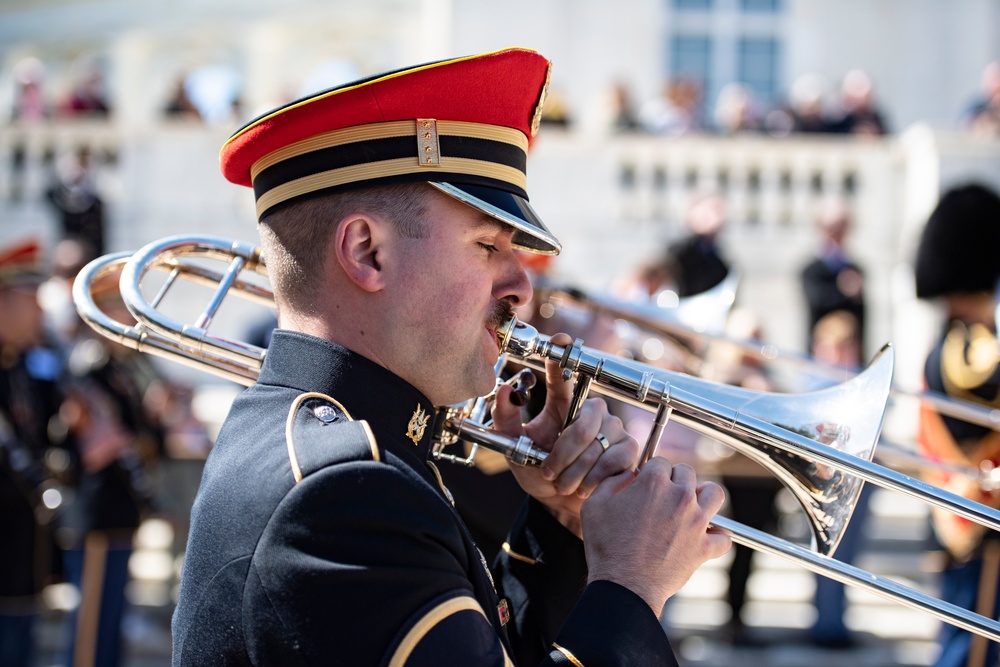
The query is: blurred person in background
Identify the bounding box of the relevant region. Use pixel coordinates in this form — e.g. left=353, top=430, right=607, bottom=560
left=11, top=57, right=48, bottom=123
left=46, top=148, right=107, bottom=261
left=639, top=78, right=703, bottom=136
left=38, top=239, right=92, bottom=346
left=9, top=57, right=48, bottom=202
left=663, top=191, right=731, bottom=297
left=56, top=266, right=167, bottom=667
left=59, top=63, right=111, bottom=118
left=961, top=62, right=1000, bottom=137
left=832, top=69, right=889, bottom=137
left=163, top=75, right=202, bottom=122
left=629, top=195, right=782, bottom=646
left=788, top=73, right=839, bottom=134
left=0, top=239, right=73, bottom=667
left=805, top=310, right=872, bottom=648
left=606, top=80, right=642, bottom=133
left=707, top=309, right=782, bottom=647
left=799, top=200, right=871, bottom=647
left=713, top=83, right=760, bottom=135
left=537, top=87, right=572, bottom=129
left=800, top=197, right=866, bottom=357
left=915, top=183, right=1000, bottom=667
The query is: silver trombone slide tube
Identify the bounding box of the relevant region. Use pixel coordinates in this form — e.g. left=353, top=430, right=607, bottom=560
left=874, top=438, right=1000, bottom=491
left=440, top=408, right=1000, bottom=642
left=449, top=411, right=1000, bottom=641
left=710, top=514, right=1000, bottom=642
left=500, top=321, right=1000, bottom=540
left=912, top=388, right=1000, bottom=431
left=120, top=235, right=270, bottom=371
left=72, top=252, right=263, bottom=386
left=542, top=283, right=1000, bottom=431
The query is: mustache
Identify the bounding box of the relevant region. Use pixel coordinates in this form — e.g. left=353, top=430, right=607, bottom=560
left=487, top=300, right=515, bottom=330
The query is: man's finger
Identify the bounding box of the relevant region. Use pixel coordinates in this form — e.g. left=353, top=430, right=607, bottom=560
left=491, top=384, right=526, bottom=436
left=542, top=333, right=575, bottom=410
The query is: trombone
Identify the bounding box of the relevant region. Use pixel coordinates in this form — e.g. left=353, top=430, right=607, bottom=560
left=536, top=279, right=1000, bottom=437
left=74, top=234, right=1000, bottom=643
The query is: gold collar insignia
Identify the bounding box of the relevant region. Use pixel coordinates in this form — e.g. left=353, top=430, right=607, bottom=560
left=406, top=404, right=429, bottom=445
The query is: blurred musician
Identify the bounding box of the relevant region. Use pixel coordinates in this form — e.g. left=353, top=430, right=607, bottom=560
left=800, top=197, right=866, bottom=357
left=915, top=183, right=1000, bottom=667
left=57, top=268, right=166, bottom=667
left=662, top=191, right=730, bottom=299
left=0, top=239, right=73, bottom=667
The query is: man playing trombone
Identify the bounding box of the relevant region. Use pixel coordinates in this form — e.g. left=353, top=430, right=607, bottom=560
left=170, top=48, right=731, bottom=666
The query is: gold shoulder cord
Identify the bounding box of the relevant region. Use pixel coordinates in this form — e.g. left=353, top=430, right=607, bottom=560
left=941, top=322, right=1000, bottom=407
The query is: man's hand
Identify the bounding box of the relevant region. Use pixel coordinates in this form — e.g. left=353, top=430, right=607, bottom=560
left=491, top=334, right=640, bottom=536
left=490, top=332, right=732, bottom=617
left=581, top=458, right=731, bottom=617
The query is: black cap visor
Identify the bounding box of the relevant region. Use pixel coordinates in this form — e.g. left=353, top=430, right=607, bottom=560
left=429, top=182, right=561, bottom=255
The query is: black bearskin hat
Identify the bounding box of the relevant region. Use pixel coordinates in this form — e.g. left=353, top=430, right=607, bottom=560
left=915, top=183, right=1000, bottom=299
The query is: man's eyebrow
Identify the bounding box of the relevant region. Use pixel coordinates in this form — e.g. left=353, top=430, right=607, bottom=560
left=471, top=215, right=511, bottom=234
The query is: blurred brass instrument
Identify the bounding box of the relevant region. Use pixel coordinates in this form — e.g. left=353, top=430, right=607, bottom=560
left=73, top=234, right=1000, bottom=642
left=535, top=279, right=1000, bottom=433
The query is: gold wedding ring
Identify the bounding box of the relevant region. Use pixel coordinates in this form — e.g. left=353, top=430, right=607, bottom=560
left=595, top=432, right=611, bottom=453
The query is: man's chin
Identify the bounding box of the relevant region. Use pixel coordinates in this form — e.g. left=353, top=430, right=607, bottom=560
left=430, top=372, right=497, bottom=409
left=466, top=368, right=501, bottom=405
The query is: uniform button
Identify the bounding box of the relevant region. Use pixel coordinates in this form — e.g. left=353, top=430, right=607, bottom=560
left=313, top=404, right=339, bottom=423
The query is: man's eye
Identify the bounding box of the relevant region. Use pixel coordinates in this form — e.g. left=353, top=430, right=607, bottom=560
left=478, top=242, right=499, bottom=254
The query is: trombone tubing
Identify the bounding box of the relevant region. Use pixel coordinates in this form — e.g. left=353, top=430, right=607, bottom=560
left=711, top=515, right=1000, bottom=642
left=74, top=240, right=1000, bottom=642
left=504, top=332, right=1000, bottom=542
left=73, top=252, right=263, bottom=386
left=502, top=327, right=1000, bottom=641
left=543, top=285, right=1000, bottom=432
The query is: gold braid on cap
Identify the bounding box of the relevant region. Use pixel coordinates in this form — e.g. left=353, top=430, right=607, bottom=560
left=250, top=119, right=528, bottom=220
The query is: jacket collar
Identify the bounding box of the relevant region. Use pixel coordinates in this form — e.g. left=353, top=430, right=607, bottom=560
left=259, top=330, right=437, bottom=462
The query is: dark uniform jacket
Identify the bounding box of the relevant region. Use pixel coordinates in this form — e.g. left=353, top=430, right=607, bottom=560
left=58, top=340, right=161, bottom=549
left=800, top=253, right=865, bottom=348
left=665, top=234, right=729, bottom=298
left=172, top=330, right=675, bottom=666
left=920, top=321, right=1000, bottom=562
left=0, top=346, right=72, bottom=611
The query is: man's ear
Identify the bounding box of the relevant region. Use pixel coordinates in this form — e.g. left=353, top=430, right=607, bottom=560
left=334, top=214, right=386, bottom=292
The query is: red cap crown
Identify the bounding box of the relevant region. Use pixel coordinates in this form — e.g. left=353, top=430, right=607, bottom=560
left=0, top=238, right=43, bottom=288
left=219, top=47, right=560, bottom=254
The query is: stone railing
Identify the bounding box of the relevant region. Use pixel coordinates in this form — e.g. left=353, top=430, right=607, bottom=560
left=2, top=121, right=1000, bottom=407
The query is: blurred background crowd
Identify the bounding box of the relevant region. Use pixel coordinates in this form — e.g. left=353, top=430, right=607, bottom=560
left=3, top=1, right=1000, bottom=666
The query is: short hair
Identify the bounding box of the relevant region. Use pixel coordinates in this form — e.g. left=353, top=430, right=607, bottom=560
left=259, top=183, right=431, bottom=315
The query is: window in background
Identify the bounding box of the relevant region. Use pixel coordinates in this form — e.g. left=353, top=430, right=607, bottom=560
left=739, top=36, right=781, bottom=101
left=670, top=34, right=713, bottom=92
left=672, top=0, right=714, bottom=9
left=740, top=0, right=781, bottom=12
left=666, top=0, right=786, bottom=126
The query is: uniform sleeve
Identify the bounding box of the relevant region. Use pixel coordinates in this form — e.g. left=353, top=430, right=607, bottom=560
left=244, top=460, right=516, bottom=666
left=496, top=497, right=679, bottom=666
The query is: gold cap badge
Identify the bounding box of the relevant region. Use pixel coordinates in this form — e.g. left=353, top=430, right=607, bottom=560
left=530, top=62, right=552, bottom=138
left=406, top=404, right=429, bottom=445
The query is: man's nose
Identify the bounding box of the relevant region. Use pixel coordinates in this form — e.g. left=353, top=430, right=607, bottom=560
left=497, top=251, right=533, bottom=307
